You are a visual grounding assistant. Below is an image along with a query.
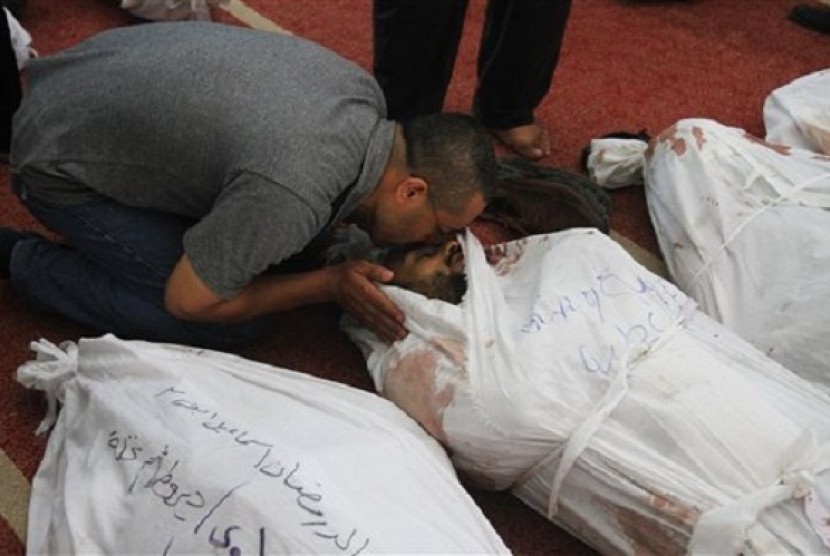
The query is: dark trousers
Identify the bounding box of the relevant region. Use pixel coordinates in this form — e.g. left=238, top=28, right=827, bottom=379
left=9, top=177, right=266, bottom=348
left=1, top=6, right=21, bottom=154
left=373, top=0, right=572, bottom=130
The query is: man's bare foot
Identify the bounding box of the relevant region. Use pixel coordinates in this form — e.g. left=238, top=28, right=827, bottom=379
left=490, top=123, right=551, bottom=160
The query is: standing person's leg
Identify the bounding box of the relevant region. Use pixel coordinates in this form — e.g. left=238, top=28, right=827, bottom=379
left=475, top=0, right=572, bottom=160
left=0, top=7, right=21, bottom=157
left=5, top=178, right=265, bottom=348
left=373, top=0, right=468, bottom=120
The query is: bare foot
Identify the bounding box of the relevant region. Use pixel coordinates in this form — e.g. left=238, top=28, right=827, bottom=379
left=490, top=123, right=551, bottom=160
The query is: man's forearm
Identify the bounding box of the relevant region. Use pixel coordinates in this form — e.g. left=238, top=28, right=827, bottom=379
left=193, top=271, right=333, bottom=321
left=165, top=255, right=333, bottom=322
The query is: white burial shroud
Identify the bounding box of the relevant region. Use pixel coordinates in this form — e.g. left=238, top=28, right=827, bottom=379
left=643, top=69, right=830, bottom=388
left=765, top=68, right=830, bottom=155
left=343, top=229, right=830, bottom=555
left=17, top=335, right=509, bottom=555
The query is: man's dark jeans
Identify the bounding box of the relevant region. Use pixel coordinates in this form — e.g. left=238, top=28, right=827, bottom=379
left=9, top=177, right=264, bottom=348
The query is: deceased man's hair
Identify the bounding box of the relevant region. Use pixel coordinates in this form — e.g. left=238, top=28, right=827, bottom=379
left=397, top=272, right=468, bottom=305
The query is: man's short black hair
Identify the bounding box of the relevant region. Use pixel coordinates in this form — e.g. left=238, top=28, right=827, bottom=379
left=402, top=113, right=497, bottom=215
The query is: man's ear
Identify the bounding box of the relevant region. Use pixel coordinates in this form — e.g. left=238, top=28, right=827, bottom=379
left=394, top=176, right=429, bottom=206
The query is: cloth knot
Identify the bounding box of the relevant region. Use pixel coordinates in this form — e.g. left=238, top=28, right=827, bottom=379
left=17, top=339, right=79, bottom=435
left=782, top=469, right=814, bottom=499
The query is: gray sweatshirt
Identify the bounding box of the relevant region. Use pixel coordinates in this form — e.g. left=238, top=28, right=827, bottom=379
left=12, top=22, right=395, bottom=298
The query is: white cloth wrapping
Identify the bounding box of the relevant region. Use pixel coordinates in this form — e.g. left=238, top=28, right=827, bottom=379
left=118, top=0, right=228, bottom=21
left=764, top=69, right=830, bottom=155
left=18, top=335, right=509, bottom=555
left=644, top=115, right=830, bottom=389
left=3, top=7, right=35, bottom=69
left=586, top=138, right=648, bottom=189
left=343, top=229, right=830, bottom=555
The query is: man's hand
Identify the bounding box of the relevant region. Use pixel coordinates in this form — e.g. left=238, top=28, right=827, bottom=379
left=166, top=254, right=407, bottom=343
left=325, top=260, right=407, bottom=343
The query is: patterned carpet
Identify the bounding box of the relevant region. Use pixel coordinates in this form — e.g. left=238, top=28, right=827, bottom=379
left=0, top=0, right=827, bottom=553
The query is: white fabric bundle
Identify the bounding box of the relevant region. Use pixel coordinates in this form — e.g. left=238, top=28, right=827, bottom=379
left=764, top=69, right=830, bottom=155
left=118, top=0, right=228, bottom=21
left=343, top=229, right=830, bottom=555
left=644, top=114, right=830, bottom=388
left=586, top=138, right=648, bottom=189
left=18, top=335, right=509, bottom=555
left=3, top=7, right=35, bottom=69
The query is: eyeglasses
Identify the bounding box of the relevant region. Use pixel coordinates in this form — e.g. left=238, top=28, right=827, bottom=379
left=411, top=170, right=463, bottom=242
left=427, top=194, right=458, bottom=242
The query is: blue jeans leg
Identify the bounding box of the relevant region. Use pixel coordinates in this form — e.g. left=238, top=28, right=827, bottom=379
left=9, top=178, right=265, bottom=348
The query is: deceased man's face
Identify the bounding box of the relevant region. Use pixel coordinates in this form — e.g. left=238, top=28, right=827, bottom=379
left=383, top=238, right=467, bottom=303
left=385, top=238, right=464, bottom=283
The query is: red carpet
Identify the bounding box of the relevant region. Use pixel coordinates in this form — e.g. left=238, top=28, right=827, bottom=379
left=0, top=0, right=827, bottom=553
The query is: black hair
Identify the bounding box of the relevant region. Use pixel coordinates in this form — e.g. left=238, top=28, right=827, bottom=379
left=406, top=271, right=468, bottom=305
left=402, top=113, right=497, bottom=215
